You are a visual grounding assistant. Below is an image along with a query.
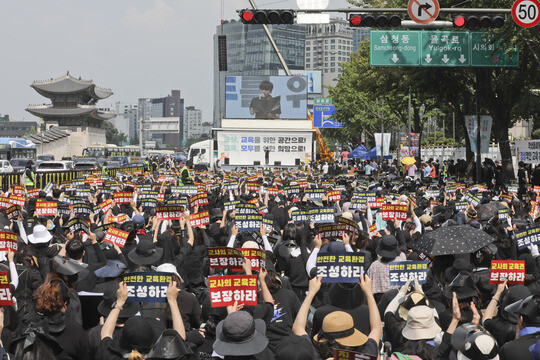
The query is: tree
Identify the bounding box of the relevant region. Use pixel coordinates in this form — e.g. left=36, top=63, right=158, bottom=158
left=102, top=121, right=128, bottom=145
left=330, top=0, right=540, bottom=180
left=24, top=126, right=37, bottom=136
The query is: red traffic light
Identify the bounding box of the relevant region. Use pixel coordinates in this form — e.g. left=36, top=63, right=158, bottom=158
left=453, top=15, right=466, bottom=27
left=241, top=10, right=254, bottom=23
left=349, top=15, right=362, bottom=26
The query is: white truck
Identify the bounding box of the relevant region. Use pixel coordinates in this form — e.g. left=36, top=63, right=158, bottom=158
left=188, top=139, right=215, bottom=170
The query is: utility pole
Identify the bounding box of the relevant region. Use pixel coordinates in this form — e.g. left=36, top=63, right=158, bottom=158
left=139, top=118, right=144, bottom=156
left=248, top=0, right=291, bottom=75
left=475, top=87, right=482, bottom=183
left=408, top=87, right=412, bottom=156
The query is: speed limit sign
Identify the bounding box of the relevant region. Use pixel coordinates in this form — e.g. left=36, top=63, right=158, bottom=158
left=512, top=0, right=540, bottom=28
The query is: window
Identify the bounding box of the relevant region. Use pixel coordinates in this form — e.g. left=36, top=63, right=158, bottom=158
left=306, top=58, right=310, bottom=62
left=325, top=63, right=328, bottom=66
left=325, top=51, right=328, bottom=55
left=331, top=57, right=335, bottom=60
left=325, top=45, right=328, bottom=50
left=325, top=39, right=328, bottom=44
left=331, top=62, right=335, bottom=66
left=331, top=39, right=335, bottom=43
left=338, top=39, right=341, bottom=43
left=338, top=45, right=342, bottom=49
left=325, top=57, right=328, bottom=61
left=306, top=52, right=310, bottom=57
left=331, top=45, right=335, bottom=49
left=331, top=68, right=336, bottom=72
left=324, top=69, right=328, bottom=73
left=307, top=41, right=311, bottom=44
left=306, top=47, right=310, bottom=51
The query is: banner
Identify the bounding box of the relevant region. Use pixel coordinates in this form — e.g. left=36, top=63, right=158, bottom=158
left=123, top=272, right=173, bottom=303
left=104, top=227, right=130, bottom=248
left=99, top=198, right=114, bottom=213
left=0, top=197, right=10, bottom=209
left=489, top=260, right=525, bottom=284
left=316, top=251, right=365, bottom=283
left=375, top=133, right=382, bottom=157
left=12, top=185, right=25, bottom=196
left=0, top=232, right=18, bottom=253
left=208, top=247, right=244, bottom=269
left=375, top=133, right=391, bottom=157
left=9, top=195, right=25, bottom=207
left=72, top=203, right=92, bottom=217
left=0, top=272, right=13, bottom=306
left=465, top=115, right=492, bottom=154
left=239, top=248, right=266, bottom=272
left=463, top=193, right=480, bottom=207
left=208, top=275, right=258, bottom=307
left=223, top=200, right=240, bottom=211
left=113, top=191, right=133, bottom=205
left=190, top=210, right=210, bottom=228
left=190, top=193, right=209, bottom=208
left=235, top=213, right=262, bottom=231
left=317, top=224, right=345, bottom=240
left=389, top=261, right=429, bottom=286
left=382, top=204, right=408, bottom=221
left=5, top=206, right=21, bottom=221
left=155, top=206, right=184, bottom=221
left=304, top=188, right=325, bottom=201
left=309, top=207, right=335, bottom=224
left=516, top=140, right=540, bottom=165
left=498, top=208, right=509, bottom=221
left=455, top=201, right=468, bottom=212
left=35, top=200, right=58, bottom=217
left=26, top=188, right=40, bottom=198
left=514, top=226, right=540, bottom=249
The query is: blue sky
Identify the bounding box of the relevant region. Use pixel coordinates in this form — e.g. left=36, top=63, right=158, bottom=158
left=0, top=0, right=349, bottom=124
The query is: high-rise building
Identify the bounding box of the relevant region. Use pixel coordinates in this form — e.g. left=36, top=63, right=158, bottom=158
left=213, top=20, right=306, bottom=127
left=184, top=106, right=211, bottom=142
left=305, top=18, right=368, bottom=96
left=138, top=90, right=184, bottom=149
left=113, top=102, right=138, bottom=142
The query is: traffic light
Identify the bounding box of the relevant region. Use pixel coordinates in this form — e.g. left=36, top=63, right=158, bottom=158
left=239, top=9, right=295, bottom=24
left=349, top=14, right=402, bottom=28
left=453, top=15, right=505, bottom=29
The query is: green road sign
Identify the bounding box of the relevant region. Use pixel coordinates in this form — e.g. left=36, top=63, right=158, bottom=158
left=370, top=30, right=519, bottom=68
left=314, top=98, right=333, bottom=105
left=370, top=30, right=421, bottom=66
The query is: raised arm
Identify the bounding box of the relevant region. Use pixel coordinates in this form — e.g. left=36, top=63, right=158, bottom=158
left=359, top=274, right=382, bottom=344
left=167, top=281, right=186, bottom=340
left=292, top=276, right=322, bottom=336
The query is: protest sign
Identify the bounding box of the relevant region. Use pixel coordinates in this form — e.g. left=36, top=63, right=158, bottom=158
left=107, top=214, right=128, bottom=224
left=0, top=272, right=13, bottom=306
left=12, top=185, right=25, bottom=196
left=223, top=200, right=240, bottom=211
left=304, top=188, right=325, bottom=201
left=284, top=186, right=300, bottom=196
left=389, top=261, right=429, bottom=286
left=67, top=218, right=90, bottom=234
left=235, top=213, right=262, bottom=231
left=514, top=226, right=540, bottom=249
left=224, top=182, right=239, bottom=191
left=309, top=207, right=335, bottom=224
left=239, top=248, right=266, bottom=271
left=316, top=251, right=365, bottom=283
left=317, top=224, right=345, bottom=240
left=349, top=198, right=367, bottom=211
left=123, top=272, right=173, bottom=303
left=5, top=206, right=21, bottom=221
left=208, top=247, right=244, bottom=269
left=57, top=203, right=71, bottom=217
left=113, top=191, right=133, bottom=204
left=0, top=197, right=10, bottom=209
left=208, top=275, right=258, bottom=308
left=489, top=260, right=525, bottom=284
left=35, top=200, right=58, bottom=217
left=103, top=227, right=130, bottom=248
left=257, top=205, right=268, bottom=216
left=26, top=188, right=40, bottom=198
left=338, top=217, right=360, bottom=236
left=353, top=191, right=377, bottom=203
left=190, top=210, right=210, bottom=228
left=140, top=198, right=158, bottom=209
left=498, top=208, right=509, bottom=221
left=455, top=201, right=468, bottom=212
left=507, top=184, right=518, bottom=194
left=464, top=193, right=480, bottom=207
left=369, top=197, right=385, bottom=209
left=190, top=192, right=209, bottom=208
left=9, top=195, right=25, bottom=207
left=327, top=190, right=341, bottom=202
left=382, top=204, right=408, bottom=221
left=246, top=182, right=260, bottom=192
left=155, top=205, right=184, bottom=221
left=0, top=232, right=18, bottom=253
left=235, top=203, right=258, bottom=215
left=368, top=224, right=378, bottom=238
left=72, top=203, right=92, bottom=217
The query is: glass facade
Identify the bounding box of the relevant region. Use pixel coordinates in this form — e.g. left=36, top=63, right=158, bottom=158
left=213, top=20, right=306, bottom=127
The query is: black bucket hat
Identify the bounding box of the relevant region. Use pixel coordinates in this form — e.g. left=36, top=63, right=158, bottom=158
left=213, top=311, right=268, bottom=356
left=146, top=329, right=196, bottom=360
left=444, top=272, right=478, bottom=300
left=49, top=255, right=89, bottom=282
left=376, top=235, right=401, bottom=259
left=451, top=324, right=499, bottom=360
left=128, top=241, right=163, bottom=266
left=504, top=294, right=540, bottom=322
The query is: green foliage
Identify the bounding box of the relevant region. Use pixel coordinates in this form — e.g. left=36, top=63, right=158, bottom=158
left=103, top=121, right=128, bottom=145
left=24, top=126, right=37, bottom=136
left=532, top=128, right=540, bottom=140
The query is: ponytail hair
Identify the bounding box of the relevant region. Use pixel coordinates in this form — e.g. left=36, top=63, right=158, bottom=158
left=128, top=350, right=144, bottom=360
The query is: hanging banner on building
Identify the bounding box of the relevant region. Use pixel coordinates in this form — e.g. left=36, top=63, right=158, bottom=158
left=123, top=272, right=173, bottom=303
left=208, top=275, right=258, bottom=307
left=465, top=115, right=493, bottom=154
left=316, top=251, right=365, bottom=283
left=516, top=140, right=540, bottom=165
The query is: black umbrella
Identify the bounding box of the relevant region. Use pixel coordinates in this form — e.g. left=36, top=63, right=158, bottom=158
left=476, top=202, right=507, bottom=222
left=412, top=225, right=495, bottom=256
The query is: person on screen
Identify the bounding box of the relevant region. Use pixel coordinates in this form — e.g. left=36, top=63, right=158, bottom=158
left=249, top=80, right=281, bottom=119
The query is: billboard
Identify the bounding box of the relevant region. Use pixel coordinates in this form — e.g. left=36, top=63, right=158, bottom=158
left=278, top=70, right=322, bottom=93
left=225, top=76, right=308, bottom=120
left=313, top=105, right=342, bottom=128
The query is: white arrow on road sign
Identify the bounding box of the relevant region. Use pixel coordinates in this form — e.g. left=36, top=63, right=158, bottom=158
left=391, top=54, right=399, bottom=63
left=442, top=54, right=449, bottom=63
left=459, top=54, right=467, bottom=63
left=425, top=54, right=432, bottom=63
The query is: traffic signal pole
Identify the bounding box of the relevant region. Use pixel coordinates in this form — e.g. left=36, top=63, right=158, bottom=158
left=248, top=0, right=292, bottom=76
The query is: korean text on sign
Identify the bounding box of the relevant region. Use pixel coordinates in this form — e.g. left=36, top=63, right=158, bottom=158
left=207, top=247, right=244, bottom=269
left=155, top=205, right=184, bottom=221
left=389, top=261, right=429, bottom=286
left=309, top=207, right=335, bottom=224
left=239, top=248, right=266, bottom=272
left=0, top=232, right=17, bottom=253
left=514, top=226, right=540, bottom=249
left=35, top=200, right=58, bottom=216
left=104, top=227, right=129, bottom=248
left=489, top=260, right=525, bottom=284
left=382, top=204, right=408, bottom=221
left=123, top=271, right=173, bottom=303
left=0, top=272, right=13, bottom=306
left=235, top=213, right=262, bottom=231
left=113, top=192, right=133, bottom=204
left=327, top=190, right=341, bottom=202
left=208, top=275, right=258, bottom=308
left=316, top=251, right=365, bottom=283
left=190, top=210, right=210, bottom=228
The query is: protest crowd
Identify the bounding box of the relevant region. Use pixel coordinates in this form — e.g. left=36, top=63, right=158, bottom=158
left=0, top=155, right=538, bottom=360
